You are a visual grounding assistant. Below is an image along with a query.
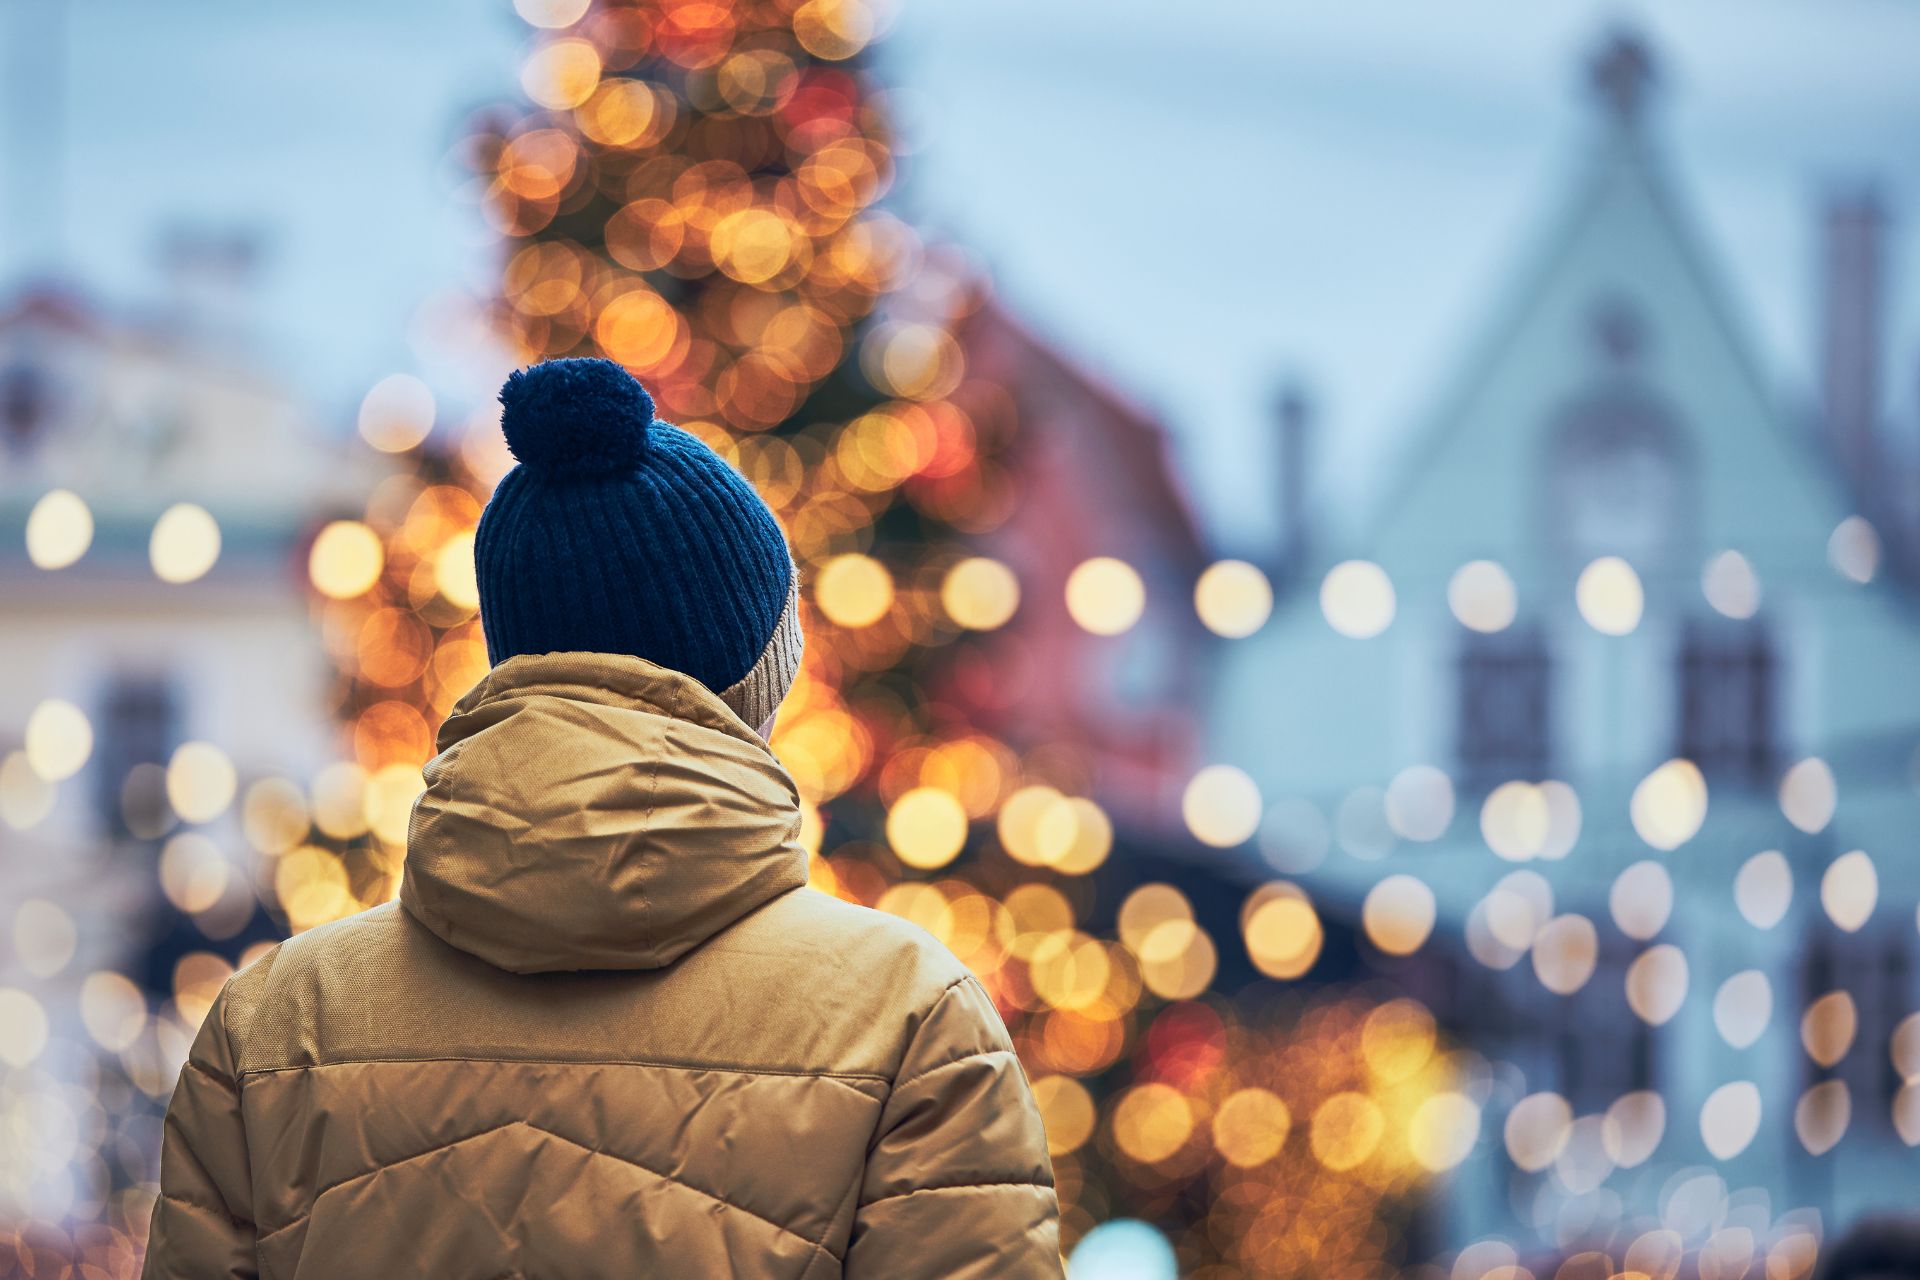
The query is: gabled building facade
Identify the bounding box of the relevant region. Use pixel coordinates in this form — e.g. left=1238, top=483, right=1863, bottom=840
left=0, top=282, right=378, bottom=1227
left=1210, top=32, right=1920, bottom=1261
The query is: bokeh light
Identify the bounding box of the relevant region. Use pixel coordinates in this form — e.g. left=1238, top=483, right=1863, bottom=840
left=1801, top=990, right=1857, bottom=1067
left=10, top=13, right=1906, bottom=1280
left=1891, top=1011, right=1920, bottom=1079
left=1778, top=757, right=1836, bottom=834
left=1700, top=1081, right=1762, bottom=1159
left=358, top=374, right=436, bottom=452
left=1032, top=1074, right=1097, bottom=1156
left=1409, top=1092, right=1481, bottom=1171
left=1182, top=764, right=1262, bottom=847
left=159, top=834, right=231, bottom=914
left=1194, top=559, right=1273, bottom=638
left=1065, top=557, right=1146, bottom=637
left=522, top=37, right=603, bottom=110
left=13, top=900, right=77, bottom=979
left=1480, top=781, right=1555, bottom=861
left=1827, top=515, right=1878, bottom=583
left=1820, top=849, right=1877, bottom=932
left=885, top=786, right=969, bottom=869
left=513, top=0, right=591, bottom=27
left=149, top=502, right=222, bottom=583
left=1609, top=860, right=1673, bottom=940
left=1734, top=850, right=1792, bottom=928
left=1575, top=556, right=1643, bottom=635
left=166, top=741, right=238, bottom=824
left=1796, top=1079, right=1850, bottom=1156
left=24, top=489, right=94, bottom=569
left=0, top=988, right=50, bottom=1068
left=1701, top=549, right=1760, bottom=619
left=1245, top=890, right=1322, bottom=979
left=78, top=972, right=145, bottom=1053
left=0, top=752, right=56, bottom=830
left=1447, top=560, right=1517, bottom=633
left=815, top=553, right=894, bottom=627
left=24, top=698, right=93, bottom=782
left=1629, top=758, right=1707, bottom=851
left=1113, top=1082, right=1195, bottom=1163
left=941, top=556, right=1020, bottom=630
left=435, top=530, right=481, bottom=610
left=1505, top=1092, right=1573, bottom=1172
left=1310, top=1091, right=1384, bottom=1171
left=1319, top=560, right=1395, bottom=638
left=310, top=520, right=387, bottom=600
left=1714, top=970, right=1773, bottom=1049
left=1362, top=874, right=1436, bottom=956
left=1384, top=764, right=1454, bottom=841
left=1602, top=1091, right=1664, bottom=1168
left=1531, top=915, right=1598, bottom=995
left=1625, top=944, right=1688, bottom=1024
left=1212, top=1088, right=1291, bottom=1167
left=1067, top=1219, right=1178, bottom=1280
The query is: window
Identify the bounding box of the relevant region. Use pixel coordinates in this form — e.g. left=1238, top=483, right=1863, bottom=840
left=1801, top=934, right=1914, bottom=1109
left=1884, top=947, right=1913, bottom=1107
left=1677, top=620, right=1776, bottom=782
left=0, top=360, right=55, bottom=457
left=1543, top=299, right=1694, bottom=567
left=1458, top=627, right=1552, bottom=784
left=1560, top=942, right=1656, bottom=1110
left=1560, top=1016, right=1655, bottom=1109
left=1547, top=387, right=1691, bottom=565
left=91, top=674, right=180, bottom=839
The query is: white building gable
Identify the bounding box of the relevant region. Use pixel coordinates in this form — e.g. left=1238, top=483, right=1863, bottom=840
left=1208, top=31, right=1920, bottom=1257
left=0, top=287, right=387, bottom=1172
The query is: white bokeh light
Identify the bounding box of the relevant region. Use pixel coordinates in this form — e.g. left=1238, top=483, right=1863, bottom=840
left=1319, top=560, right=1395, bottom=639
left=1447, top=560, right=1517, bottom=633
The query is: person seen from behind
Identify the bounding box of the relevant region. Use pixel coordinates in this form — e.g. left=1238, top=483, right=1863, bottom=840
left=141, top=358, right=1063, bottom=1278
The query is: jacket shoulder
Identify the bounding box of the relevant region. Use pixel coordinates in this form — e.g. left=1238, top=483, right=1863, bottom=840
left=729, top=886, right=978, bottom=1005
left=213, top=891, right=1001, bottom=1082
left=215, top=902, right=421, bottom=1070
left=715, top=888, right=1012, bottom=1078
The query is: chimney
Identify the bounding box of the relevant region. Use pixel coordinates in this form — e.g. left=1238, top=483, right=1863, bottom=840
left=1274, top=380, right=1312, bottom=578
left=1821, top=188, right=1885, bottom=490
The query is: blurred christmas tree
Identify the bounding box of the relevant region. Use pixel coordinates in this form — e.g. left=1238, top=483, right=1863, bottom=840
left=292, top=3, right=1463, bottom=1274
left=464, top=0, right=1016, bottom=889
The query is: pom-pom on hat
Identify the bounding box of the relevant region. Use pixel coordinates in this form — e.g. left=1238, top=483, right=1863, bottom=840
left=498, top=357, right=656, bottom=477
left=473, top=358, right=801, bottom=731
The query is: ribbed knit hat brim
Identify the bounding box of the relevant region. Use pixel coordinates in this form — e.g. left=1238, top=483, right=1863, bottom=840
left=717, top=567, right=803, bottom=731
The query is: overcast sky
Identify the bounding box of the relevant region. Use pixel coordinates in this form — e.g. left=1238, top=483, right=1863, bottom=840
left=5, top=0, right=1918, bottom=547
left=886, top=0, right=1920, bottom=545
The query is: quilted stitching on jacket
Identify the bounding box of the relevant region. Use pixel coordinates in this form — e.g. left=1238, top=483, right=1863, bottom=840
left=142, top=656, right=1061, bottom=1279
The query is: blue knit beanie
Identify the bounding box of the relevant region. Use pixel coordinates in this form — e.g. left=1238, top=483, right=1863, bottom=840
left=473, top=358, right=802, bottom=730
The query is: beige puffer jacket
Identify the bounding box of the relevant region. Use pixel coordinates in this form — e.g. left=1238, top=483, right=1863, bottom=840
left=142, top=653, right=1062, bottom=1279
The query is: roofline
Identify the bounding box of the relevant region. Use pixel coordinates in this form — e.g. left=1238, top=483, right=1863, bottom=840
left=1362, top=121, right=1849, bottom=553
left=960, top=294, right=1211, bottom=565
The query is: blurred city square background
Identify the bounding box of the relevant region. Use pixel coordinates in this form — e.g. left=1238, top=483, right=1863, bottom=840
left=2, top=1, right=1919, bottom=1276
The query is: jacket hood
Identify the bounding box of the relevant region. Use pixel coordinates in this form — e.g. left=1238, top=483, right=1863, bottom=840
left=399, top=652, right=807, bottom=974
